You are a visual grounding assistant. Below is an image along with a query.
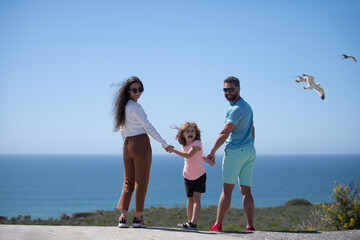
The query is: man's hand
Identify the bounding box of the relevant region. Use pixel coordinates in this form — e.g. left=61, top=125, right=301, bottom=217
left=203, top=156, right=215, bottom=166
left=206, top=153, right=216, bottom=165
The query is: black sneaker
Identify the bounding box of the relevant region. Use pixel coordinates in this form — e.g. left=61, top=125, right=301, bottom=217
left=133, top=216, right=147, bottom=228
left=178, top=221, right=197, bottom=230
left=118, top=217, right=129, bottom=228
left=177, top=221, right=191, bottom=228
left=186, top=221, right=197, bottom=230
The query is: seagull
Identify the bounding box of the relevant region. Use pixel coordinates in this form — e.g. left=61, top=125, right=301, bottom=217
left=342, top=54, right=357, bottom=62
left=302, top=74, right=325, bottom=100
left=295, top=75, right=307, bottom=83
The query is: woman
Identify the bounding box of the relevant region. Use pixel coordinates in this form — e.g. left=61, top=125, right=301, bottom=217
left=113, top=76, right=171, bottom=228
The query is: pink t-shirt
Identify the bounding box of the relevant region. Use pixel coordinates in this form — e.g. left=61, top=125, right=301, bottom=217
left=182, top=140, right=206, bottom=180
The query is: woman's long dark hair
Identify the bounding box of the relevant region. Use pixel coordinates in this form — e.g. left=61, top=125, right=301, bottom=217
left=113, top=76, right=144, bottom=132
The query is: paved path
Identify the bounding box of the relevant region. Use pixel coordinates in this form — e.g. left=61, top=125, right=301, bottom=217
left=1, top=225, right=360, bottom=240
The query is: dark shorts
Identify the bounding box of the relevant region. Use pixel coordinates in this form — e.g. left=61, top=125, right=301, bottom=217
left=184, top=173, right=206, bottom=197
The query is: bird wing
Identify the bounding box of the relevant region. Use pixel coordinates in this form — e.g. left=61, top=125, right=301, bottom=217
left=350, top=56, right=357, bottom=62
left=303, top=75, right=315, bottom=85
left=295, top=76, right=305, bottom=83
left=342, top=54, right=348, bottom=58
left=313, top=86, right=325, bottom=100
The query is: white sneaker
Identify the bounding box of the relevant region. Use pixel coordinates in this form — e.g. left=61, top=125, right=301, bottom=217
left=118, top=217, right=129, bottom=228
left=133, top=216, right=147, bottom=228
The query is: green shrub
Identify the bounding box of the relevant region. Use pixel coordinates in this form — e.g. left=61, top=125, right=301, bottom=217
left=285, top=199, right=312, bottom=206
left=320, top=180, right=360, bottom=230
left=302, top=180, right=360, bottom=231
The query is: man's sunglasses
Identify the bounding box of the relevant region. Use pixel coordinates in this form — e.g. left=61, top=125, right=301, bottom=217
left=223, top=87, right=236, bottom=93
left=129, top=87, right=144, bottom=93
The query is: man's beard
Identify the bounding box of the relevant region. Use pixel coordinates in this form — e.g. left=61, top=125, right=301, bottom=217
left=225, top=93, right=238, bottom=102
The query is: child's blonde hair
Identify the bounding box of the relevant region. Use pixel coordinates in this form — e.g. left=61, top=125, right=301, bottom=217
left=174, top=121, right=201, bottom=146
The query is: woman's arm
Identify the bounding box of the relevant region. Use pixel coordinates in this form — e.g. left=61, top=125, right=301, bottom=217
left=133, top=103, right=169, bottom=148
left=120, top=126, right=125, bottom=141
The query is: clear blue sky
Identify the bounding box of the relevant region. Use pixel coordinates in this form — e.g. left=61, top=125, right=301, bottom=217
left=1, top=0, right=359, bottom=155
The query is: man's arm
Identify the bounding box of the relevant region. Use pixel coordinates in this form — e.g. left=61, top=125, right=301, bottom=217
left=252, top=124, right=255, bottom=142
left=206, top=122, right=237, bottom=163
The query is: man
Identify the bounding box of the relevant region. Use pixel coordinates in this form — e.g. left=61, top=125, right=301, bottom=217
left=206, top=76, right=256, bottom=231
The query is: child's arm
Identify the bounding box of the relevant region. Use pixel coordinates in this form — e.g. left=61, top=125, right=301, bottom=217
left=169, top=146, right=201, bottom=158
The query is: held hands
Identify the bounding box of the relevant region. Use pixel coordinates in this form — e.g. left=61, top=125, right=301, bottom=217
left=205, top=153, right=215, bottom=166
left=165, top=145, right=174, bottom=153
left=203, top=156, right=215, bottom=167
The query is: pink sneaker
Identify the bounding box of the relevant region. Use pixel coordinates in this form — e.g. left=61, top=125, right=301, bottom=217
left=209, top=221, right=222, bottom=231
left=247, top=226, right=256, bottom=231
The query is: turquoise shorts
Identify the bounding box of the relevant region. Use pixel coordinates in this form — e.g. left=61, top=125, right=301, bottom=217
left=222, top=146, right=256, bottom=186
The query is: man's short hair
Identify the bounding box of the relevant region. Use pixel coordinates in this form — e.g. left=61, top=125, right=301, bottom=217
left=224, top=76, right=240, bottom=88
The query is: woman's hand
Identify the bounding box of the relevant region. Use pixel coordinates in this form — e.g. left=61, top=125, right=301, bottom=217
left=165, top=145, right=174, bottom=153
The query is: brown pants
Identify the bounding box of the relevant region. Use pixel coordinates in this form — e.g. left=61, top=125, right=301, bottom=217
left=117, top=134, right=152, bottom=212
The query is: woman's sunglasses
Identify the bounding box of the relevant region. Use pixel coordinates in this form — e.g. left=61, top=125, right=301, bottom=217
left=129, top=87, right=144, bottom=93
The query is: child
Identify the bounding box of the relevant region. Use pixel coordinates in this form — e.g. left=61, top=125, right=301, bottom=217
left=168, top=121, right=214, bottom=230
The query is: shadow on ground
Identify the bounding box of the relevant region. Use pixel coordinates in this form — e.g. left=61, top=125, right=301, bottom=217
left=265, top=230, right=320, bottom=234
left=147, top=227, right=255, bottom=235
left=147, top=227, right=321, bottom=235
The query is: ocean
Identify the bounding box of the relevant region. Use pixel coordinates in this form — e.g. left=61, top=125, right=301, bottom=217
left=0, top=154, right=359, bottom=220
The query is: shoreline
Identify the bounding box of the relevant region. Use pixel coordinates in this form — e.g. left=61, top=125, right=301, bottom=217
left=0, top=199, right=317, bottom=221
left=2, top=154, right=359, bottom=219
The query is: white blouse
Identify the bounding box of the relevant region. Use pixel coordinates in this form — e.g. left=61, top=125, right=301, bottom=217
left=120, top=100, right=168, bottom=148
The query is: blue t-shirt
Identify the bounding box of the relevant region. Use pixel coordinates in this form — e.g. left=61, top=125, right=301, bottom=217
left=225, top=97, right=254, bottom=149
